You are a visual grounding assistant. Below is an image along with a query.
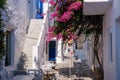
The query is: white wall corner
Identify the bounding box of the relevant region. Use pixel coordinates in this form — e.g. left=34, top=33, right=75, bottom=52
left=56, top=39, right=63, bottom=64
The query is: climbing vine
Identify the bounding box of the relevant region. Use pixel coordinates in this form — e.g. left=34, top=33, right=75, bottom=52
left=0, top=0, right=7, bottom=59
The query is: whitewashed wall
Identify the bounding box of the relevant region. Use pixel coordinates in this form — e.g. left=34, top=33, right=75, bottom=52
left=103, top=0, right=120, bottom=80
left=5, top=0, right=30, bottom=69
left=56, top=39, right=63, bottom=63
left=4, top=0, right=49, bottom=70
left=36, top=15, right=48, bottom=68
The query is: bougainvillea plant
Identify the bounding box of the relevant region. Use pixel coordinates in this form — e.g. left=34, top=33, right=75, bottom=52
left=47, top=0, right=102, bottom=41
left=47, top=0, right=83, bottom=42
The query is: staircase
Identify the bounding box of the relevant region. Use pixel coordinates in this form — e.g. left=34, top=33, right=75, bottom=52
left=22, top=19, right=43, bottom=69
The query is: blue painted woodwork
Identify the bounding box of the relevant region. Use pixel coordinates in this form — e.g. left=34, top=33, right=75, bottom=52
left=49, top=41, right=56, bottom=61
left=35, top=0, right=43, bottom=19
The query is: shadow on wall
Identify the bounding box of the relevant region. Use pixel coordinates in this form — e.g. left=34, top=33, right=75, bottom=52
left=17, top=52, right=28, bottom=70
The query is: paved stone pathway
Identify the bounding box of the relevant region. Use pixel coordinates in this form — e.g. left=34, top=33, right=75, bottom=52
left=56, top=53, right=95, bottom=80
left=9, top=53, right=95, bottom=80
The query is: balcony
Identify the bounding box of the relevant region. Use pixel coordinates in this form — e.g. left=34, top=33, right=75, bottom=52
left=83, top=0, right=113, bottom=15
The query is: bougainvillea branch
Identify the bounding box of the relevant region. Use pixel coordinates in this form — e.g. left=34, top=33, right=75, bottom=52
left=47, top=0, right=83, bottom=41
left=48, top=0, right=102, bottom=42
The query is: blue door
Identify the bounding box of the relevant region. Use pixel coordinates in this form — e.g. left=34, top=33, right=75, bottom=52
left=49, top=41, right=56, bottom=61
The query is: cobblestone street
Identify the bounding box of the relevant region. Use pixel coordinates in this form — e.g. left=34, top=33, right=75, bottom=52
left=56, top=53, right=95, bottom=80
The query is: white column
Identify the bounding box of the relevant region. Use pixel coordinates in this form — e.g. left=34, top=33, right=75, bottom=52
left=56, top=39, right=63, bottom=63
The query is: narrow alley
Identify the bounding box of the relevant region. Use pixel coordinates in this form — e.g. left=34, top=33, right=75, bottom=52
left=56, top=53, right=95, bottom=80
left=1, top=0, right=120, bottom=80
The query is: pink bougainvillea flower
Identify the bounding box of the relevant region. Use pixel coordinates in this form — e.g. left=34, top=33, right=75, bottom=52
left=56, top=33, right=62, bottom=40
left=51, top=11, right=58, bottom=18
left=49, top=17, right=53, bottom=21
left=48, top=27, right=55, bottom=32
left=49, top=32, right=55, bottom=38
left=67, top=1, right=82, bottom=11
left=48, top=0, right=83, bottom=41
left=60, top=11, right=73, bottom=22
left=68, top=33, right=77, bottom=40
left=46, top=32, right=56, bottom=42
left=56, top=17, right=61, bottom=22
left=56, top=6, right=59, bottom=11
left=46, top=28, right=55, bottom=42
left=50, top=0, right=56, bottom=6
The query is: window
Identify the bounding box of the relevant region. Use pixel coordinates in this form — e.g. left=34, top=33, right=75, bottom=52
left=108, top=27, right=113, bottom=63
left=5, top=31, right=12, bottom=66
left=5, top=30, right=14, bottom=66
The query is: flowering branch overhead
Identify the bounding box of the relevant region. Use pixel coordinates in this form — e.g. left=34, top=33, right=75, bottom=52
left=47, top=0, right=83, bottom=41
left=47, top=0, right=103, bottom=42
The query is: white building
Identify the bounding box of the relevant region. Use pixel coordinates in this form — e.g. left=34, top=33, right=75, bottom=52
left=4, top=0, right=49, bottom=71
left=83, top=0, right=120, bottom=80
left=4, top=0, right=31, bottom=70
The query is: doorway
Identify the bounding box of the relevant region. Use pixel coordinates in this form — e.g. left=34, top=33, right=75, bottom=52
left=49, top=41, right=56, bottom=61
